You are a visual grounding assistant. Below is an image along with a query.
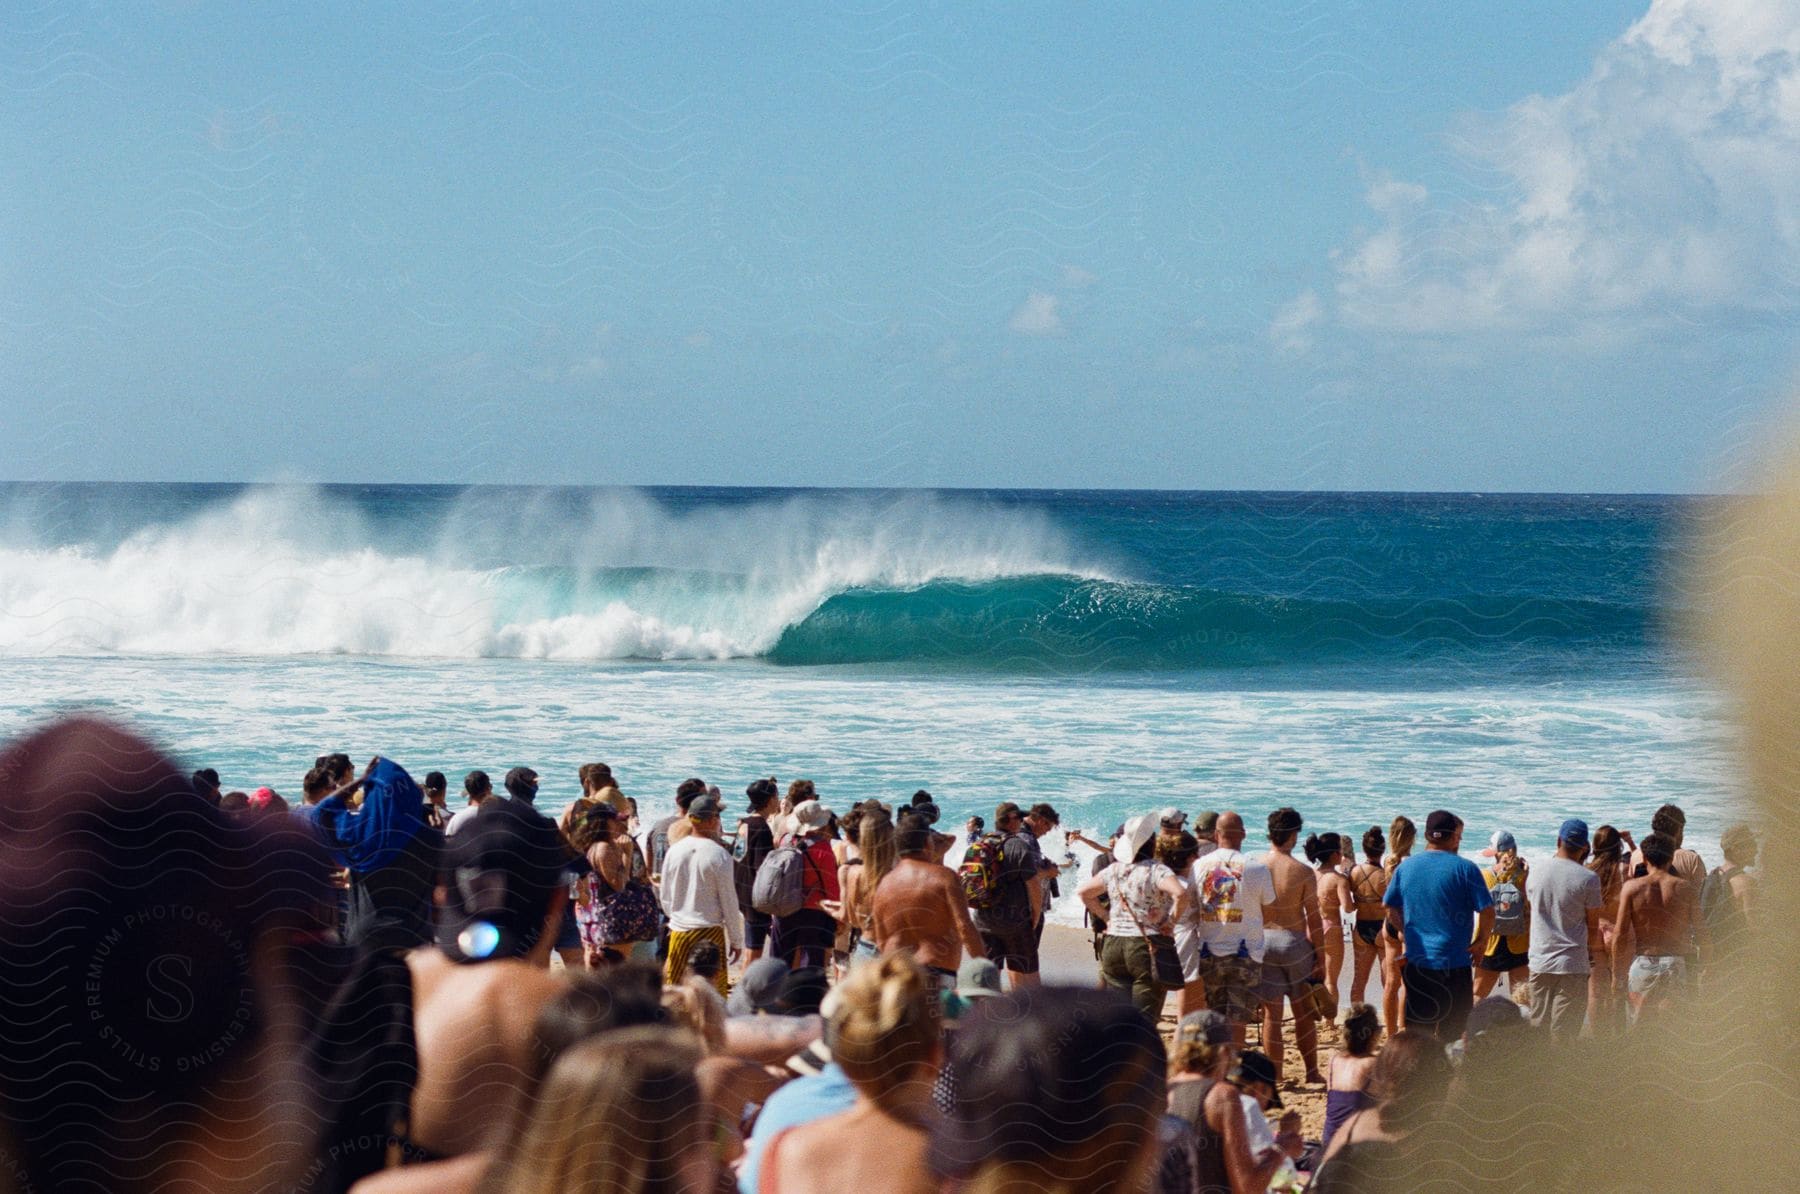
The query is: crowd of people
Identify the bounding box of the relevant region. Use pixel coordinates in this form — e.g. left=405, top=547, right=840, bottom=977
left=1077, top=800, right=1755, bottom=1053
left=0, top=717, right=1766, bottom=1194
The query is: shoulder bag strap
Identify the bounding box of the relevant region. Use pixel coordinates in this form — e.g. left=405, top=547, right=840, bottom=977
left=1117, top=863, right=1153, bottom=936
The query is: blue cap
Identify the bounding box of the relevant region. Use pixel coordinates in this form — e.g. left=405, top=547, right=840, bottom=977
left=1558, top=818, right=1590, bottom=849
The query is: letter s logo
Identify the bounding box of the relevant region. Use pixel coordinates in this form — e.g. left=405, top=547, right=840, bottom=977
left=145, top=954, right=195, bottom=1024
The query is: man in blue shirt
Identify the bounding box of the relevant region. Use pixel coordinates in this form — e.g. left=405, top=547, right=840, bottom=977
left=1383, top=809, right=1494, bottom=1040
left=737, top=1040, right=856, bottom=1194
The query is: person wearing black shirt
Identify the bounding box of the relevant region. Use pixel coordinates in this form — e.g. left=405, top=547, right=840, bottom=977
left=736, top=777, right=780, bottom=965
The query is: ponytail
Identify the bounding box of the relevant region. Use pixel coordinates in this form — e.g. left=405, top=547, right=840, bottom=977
left=830, top=952, right=939, bottom=1108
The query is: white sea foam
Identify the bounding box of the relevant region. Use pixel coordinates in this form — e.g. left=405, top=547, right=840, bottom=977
left=0, top=485, right=1108, bottom=659
left=0, top=653, right=1738, bottom=930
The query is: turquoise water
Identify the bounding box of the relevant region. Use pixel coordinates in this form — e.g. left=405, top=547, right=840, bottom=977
left=0, top=483, right=1740, bottom=919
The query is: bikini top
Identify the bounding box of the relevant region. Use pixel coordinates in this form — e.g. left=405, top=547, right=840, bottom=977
left=1350, top=863, right=1387, bottom=906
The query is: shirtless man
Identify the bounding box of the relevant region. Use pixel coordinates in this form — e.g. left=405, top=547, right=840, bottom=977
left=870, top=810, right=986, bottom=990
left=405, top=800, right=571, bottom=1159
left=1260, top=807, right=1326, bottom=1085
left=1631, top=804, right=1705, bottom=886
left=1616, top=832, right=1710, bottom=1025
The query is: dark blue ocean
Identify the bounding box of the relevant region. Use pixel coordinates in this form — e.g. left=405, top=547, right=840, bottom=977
left=0, top=483, right=1736, bottom=914
left=0, top=484, right=1687, bottom=675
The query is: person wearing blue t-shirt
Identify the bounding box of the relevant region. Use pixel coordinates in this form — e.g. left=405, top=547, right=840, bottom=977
left=737, top=1043, right=856, bottom=1194
left=1382, top=809, right=1493, bottom=1040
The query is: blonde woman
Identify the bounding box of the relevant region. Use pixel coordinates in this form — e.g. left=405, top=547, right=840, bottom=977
left=756, top=952, right=943, bottom=1194
left=1379, top=816, right=1416, bottom=1039
left=835, top=802, right=898, bottom=969
left=475, top=1027, right=717, bottom=1194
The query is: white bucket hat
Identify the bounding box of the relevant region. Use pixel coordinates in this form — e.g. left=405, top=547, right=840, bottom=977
left=1114, top=814, right=1158, bottom=864
left=793, top=799, right=831, bottom=831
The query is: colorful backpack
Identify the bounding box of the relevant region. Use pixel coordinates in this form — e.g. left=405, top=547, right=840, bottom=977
left=1489, top=864, right=1528, bottom=936
left=959, top=833, right=1007, bottom=910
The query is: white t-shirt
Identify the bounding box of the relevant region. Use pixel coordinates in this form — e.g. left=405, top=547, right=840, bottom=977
left=1241, top=1093, right=1276, bottom=1155
left=1240, top=1095, right=1302, bottom=1192
left=1187, top=847, right=1278, bottom=962
left=444, top=804, right=484, bottom=836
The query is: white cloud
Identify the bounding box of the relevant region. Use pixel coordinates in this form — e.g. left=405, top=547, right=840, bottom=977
left=1269, top=289, right=1323, bottom=353
left=1363, top=175, right=1427, bottom=214
left=1008, top=291, right=1065, bottom=336
left=1333, top=0, right=1800, bottom=336
left=1062, top=264, right=1098, bottom=288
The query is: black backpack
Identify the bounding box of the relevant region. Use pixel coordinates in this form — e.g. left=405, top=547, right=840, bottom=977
left=1699, top=864, right=1747, bottom=942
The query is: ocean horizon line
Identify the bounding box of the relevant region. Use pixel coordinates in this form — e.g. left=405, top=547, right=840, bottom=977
left=0, top=478, right=1719, bottom=500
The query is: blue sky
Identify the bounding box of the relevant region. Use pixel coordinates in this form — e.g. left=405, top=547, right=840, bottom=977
left=3, top=1, right=1795, bottom=491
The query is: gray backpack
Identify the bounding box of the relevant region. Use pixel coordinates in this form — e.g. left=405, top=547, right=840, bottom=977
left=752, top=841, right=810, bottom=917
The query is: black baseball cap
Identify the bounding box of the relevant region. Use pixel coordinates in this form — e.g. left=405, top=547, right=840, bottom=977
left=728, top=958, right=791, bottom=1015
left=776, top=966, right=829, bottom=1016
left=1425, top=809, right=1462, bottom=843
left=689, top=793, right=724, bottom=820
left=1232, top=1049, right=1283, bottom=1108
left=441, top=800, right=567, bottom=962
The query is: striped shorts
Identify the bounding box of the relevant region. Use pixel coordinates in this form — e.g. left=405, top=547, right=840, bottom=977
left=665, top=925, right=730, bottom=995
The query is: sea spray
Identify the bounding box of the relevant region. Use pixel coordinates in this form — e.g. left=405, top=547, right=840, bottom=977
left=0, top=483, right=1111, bottom=660
left=0, top=484, right=1674, bottom=672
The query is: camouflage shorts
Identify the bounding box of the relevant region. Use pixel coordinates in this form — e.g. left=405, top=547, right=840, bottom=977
left=1196, top=953, right=1261, bottom=1025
